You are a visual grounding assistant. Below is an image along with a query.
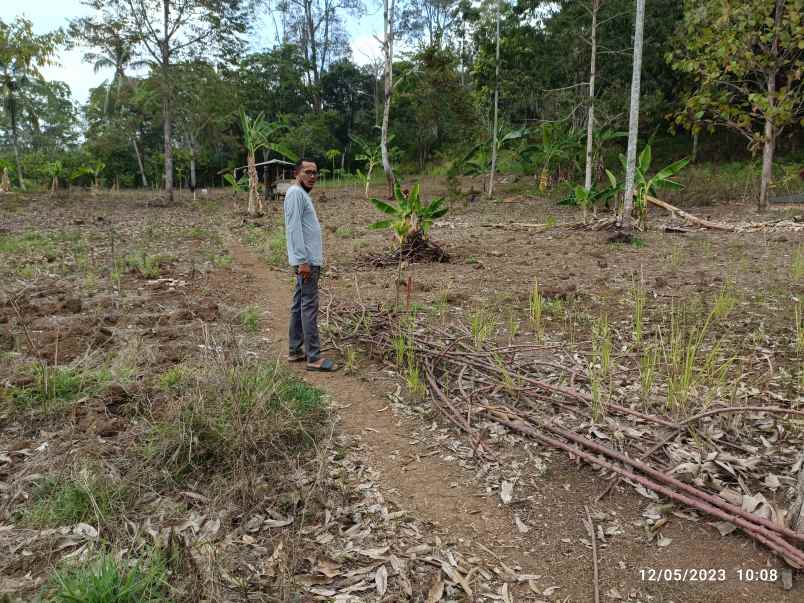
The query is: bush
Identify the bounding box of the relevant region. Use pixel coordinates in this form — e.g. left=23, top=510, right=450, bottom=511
left=144, top=359, right=327, bottom=489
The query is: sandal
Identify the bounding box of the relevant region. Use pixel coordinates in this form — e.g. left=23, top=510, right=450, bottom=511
left=287, top=352, right=306, bottom=362
left=306, top=358, right=340, bottom=372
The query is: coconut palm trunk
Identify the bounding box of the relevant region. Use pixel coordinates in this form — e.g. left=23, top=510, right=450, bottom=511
left=584, top=0, right=600, bottom=193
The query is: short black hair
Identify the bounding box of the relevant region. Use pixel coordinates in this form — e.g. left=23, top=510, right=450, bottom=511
left=294, top=158, right=317, bottom=173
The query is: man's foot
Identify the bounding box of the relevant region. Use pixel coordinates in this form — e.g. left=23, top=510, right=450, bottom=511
left=287, top=351, right=306, bottom=362
left=306, top=357, right=339, bottom=372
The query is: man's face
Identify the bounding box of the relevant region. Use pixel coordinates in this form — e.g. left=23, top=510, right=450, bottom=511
left=296, top=161, right=318, bottom=190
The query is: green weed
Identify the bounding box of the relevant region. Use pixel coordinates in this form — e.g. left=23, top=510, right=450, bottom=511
left=631, top=273, right=648, bottom=344
left=20, top=468, right=127, bottom=528
left=335, top=226, right=354, bottom=238
left=125, top=251, right=161, bottom=279
left=529, top=280, right=545, bottom=341
left=792, top=245, right=804, bottom=283
left=639, top=344, right=659, bottom=406
left=469, top=307, right=497, bottom=348
left=48, top=551, right=169, bottom=603
left=240, top=306, right=261, bottom=333
left=212, top=254, right=233, bottom=269
left=145, top=361, right=326, bottom=483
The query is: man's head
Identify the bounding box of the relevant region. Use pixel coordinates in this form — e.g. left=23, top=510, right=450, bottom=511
left=294, top=159, right=318, bottom=192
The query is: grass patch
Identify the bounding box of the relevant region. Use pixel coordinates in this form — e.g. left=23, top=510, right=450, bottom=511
left=240, top=305, right=261, bottom=333
left=19, top=469, right=127, bottom=528
left=125, top=251, right=163, bottom=279
left=144, top=359, right=327, bottom=490
left=5, top=365, right=114, bottom=416
left=47, top=550, right=170, bottom=603
left=335, top=226, right=353, bottom=238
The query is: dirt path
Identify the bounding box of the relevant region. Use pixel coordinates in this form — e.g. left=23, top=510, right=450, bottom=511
left=227, top=240, right=531, bottom=555
left=227, top=238, right=800, bottom=602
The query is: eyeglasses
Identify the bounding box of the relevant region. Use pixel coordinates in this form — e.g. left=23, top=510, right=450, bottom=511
left=301, top=169, right=318, bottom=176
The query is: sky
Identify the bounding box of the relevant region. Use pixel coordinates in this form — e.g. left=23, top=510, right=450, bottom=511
left=1, top=0, right=384, bottom=106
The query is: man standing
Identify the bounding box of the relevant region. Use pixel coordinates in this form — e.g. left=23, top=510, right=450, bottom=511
left=284, top=159, right=338, bottom=371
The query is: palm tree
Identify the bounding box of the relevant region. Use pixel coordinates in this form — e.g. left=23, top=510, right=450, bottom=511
left=80, top=26, right=146, bottom=118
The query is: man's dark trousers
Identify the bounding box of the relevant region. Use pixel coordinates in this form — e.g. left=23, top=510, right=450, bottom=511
left=289, top=266, right=321, bottom=362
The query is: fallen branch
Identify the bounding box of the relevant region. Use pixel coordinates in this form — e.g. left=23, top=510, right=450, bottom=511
left=646, top=195, right=734, bottom=231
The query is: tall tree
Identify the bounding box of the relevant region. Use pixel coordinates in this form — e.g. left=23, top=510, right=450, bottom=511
left=274, top=0, right=363, bottom=111
left=583, top=0, right=601, bottom=192
left=620, top=0, right=645, bottom=231
left=487, top=0, right=501, bottom=198
left=669, top=0, right=804, bottom=211
left=380, top=0, right=397, bottom=196
left=80, top=0, right=251, bottom=201
left=0, top=17, right=63, bottom=190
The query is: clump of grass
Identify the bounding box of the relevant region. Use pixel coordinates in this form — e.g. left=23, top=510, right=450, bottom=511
left=48, top=550, right=169, bottom=603
left=7, top=365, right=112, bottom=416
left=335, top=226, right=353, bottom=238
left=788, top=244, right=804, bottom=281
left=20, top=468, right=127, bottom=528
left=657, top=303, right=731, bottom=417
left=529, top=280, right=544, bottom=341
left=212, top=254, right=233, bottom=269
left=669, top=244, right=684, bottom=270
left=344, top=345, right=358, bottom=374
left=266, top=228, right=287, bottom=267
left=158, top=365, right=192, bottom=392
left=506, top=309, right=520, bottom=342
left=240, top=305, right=261, bottom=333
left=469, top=307, right=497, bottom=348
left=711, top=281, right=737, bottom=320
left=144, top=360, right=327, bottom=490
left=631, top=272, right=648, bottom=344
left=639, top=344, right=659, bottom=407
left=125, top=251, right=161, bottom=279
left=588, top=314, right=613, bottom=422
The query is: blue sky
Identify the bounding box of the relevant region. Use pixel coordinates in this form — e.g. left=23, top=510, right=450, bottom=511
left=1, top=0, right=383, bottom=105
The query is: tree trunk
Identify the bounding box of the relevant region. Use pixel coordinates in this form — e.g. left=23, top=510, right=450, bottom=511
left=380, top=0, right=396, bottom=198
left=759, top=0, right=783, bottom=212
left=132, top=135, right=148, bottom=188
left=163, top=94, right=174, bottom=201
left=51, top=175, right=58, bottom=195
left=759, top=118, right=775, bottom=212
left=487, top=0, right=501, bottom=199
left=584, top=0, right=599, bottom=192
left=691, top=130, right=699, bottom=164
left=620, top=0, right=646, bottom=231
left=161, top=0, right=173, bottom=202
left=247, top=153, right=259, bottom=215
left=9, top=100, right=25, bottom=191
left=190, top=146, right=197, bottom=201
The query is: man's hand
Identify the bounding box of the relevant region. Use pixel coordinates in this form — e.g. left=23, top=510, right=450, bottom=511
left=298, top=262, right=311, bottom=281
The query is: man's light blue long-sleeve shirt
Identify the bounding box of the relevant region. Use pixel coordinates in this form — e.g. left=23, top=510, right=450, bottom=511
left=284, top=184, right=324, bottom=267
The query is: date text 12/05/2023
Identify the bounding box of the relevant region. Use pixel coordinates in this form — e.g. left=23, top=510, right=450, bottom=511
left=640, top=568, right=779, bottom=582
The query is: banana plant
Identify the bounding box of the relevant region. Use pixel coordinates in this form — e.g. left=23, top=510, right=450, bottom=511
left=223, top=171, right=249, bottom=196
left=521, top=124, right=583, bottom=192
left=606, top=144, right=689, bottom=229
left=368, top=181, right=448, bottom=245
left=460, top=126, right=528, bottom=176
left=46, top=160, right=64, bottom=194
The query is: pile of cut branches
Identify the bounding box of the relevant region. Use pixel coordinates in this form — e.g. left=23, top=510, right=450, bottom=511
left=323, top=301, right=804, bottom=567
left=357, top=230, right=450, bottom=268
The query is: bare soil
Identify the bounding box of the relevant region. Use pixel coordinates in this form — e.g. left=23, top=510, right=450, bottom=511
left=1, top=183, right=802, bottom=601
